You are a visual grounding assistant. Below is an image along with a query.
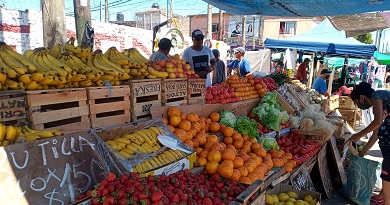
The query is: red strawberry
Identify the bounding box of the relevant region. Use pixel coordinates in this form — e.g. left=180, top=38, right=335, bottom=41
left=203, top=198, right=212, bottom=205
left=117, top=198, right=128, bottom=205
left=139, top=193, right=149, bottom=200
left=101, top=179, right=108, bottom=186
left=170, top=194, right=180, bottom=203
left=179, top=193, right=188, bottom=201
left=106, top=172, right=116, bottom=182
left=117, top=190, right=126, bottom=199
left=86, top=190, right=92, bottom=197
left=120, top=175, right=129, bottom=183
left=210, top=173, right=221, bottom=182
left=130, top=172, right=139, bottom=179
left=151, top=191, right=163, bottom=202
left=104, top=195, right=115, bottom=205
left=147, top=175, right=155, bottom=182
left=101, top=188, right=109, bottom=197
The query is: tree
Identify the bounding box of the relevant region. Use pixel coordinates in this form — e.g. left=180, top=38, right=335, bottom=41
left=354, top=33, right=373, bottom=44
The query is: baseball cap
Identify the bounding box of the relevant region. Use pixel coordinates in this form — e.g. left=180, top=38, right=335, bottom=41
left=212, top=49, right=220, bottom=57
left=234, top=47, right=246, bottom=54
left=192, top=29, right=204, bottom=39
left=320, top=69, right=332, bottom=75
left=158, top=38, right=173, bottom=50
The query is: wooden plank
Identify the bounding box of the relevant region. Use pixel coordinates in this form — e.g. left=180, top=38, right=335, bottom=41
left=264, top=167, right=285, bottom=188
left=31, top=116, right=90, bottom=134
left=328, top=136, right=347, bottom=185
left=235, top=180, right=264, bottom=204
left=90, top=111, right=130, bottom=128
left=164, top=100, right=188, bottom=106
left=188, top=96, right=205, bottom=105
left=0, top=90, right=26, bottom=99
left=131, top=79, right=161, bottom=98
left=89, top=101, right=130, bottom=114
left=0, top=96, right=27, bottom=122
left=87, top=86, right=130, bottom=99
left=131, top=100, right=161, bottom=121
left=316, top=143, right=334, bottom=198
left=27, top=89, right=87, bottom=107
left=30, top=106, right=89, bottom=124
left=162, top=78, right=188, bottom=102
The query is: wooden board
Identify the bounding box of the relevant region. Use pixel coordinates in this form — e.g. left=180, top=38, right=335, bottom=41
left=187, top=79, right=205, bottom=105
left=27, top=88, right=90, bottom=134
left=276, top=91, right=295, bottom=115
left=87, top=86, right=131, bottom=128
left=0, top=132, right=109, bottom=205
left=315, top=144, right=334, bottom=198
left=234, top=180, right=265, bottom=205
left=161, top=79, right=188, bottom=105
left=129, top=79, right=162, bottom=121
left=0, top=90, right=28, bottom=125
left=328, top=136, right=347, bottom=185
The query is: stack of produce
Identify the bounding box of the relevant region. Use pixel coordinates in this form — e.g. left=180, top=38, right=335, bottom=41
left=77, top=170, right=249, bottom=205
left=0, top=123, right=63, bottom=146
left=248, top=76, right=279, bottom=93
left=224, top=75, right=259, bottom=101
left=149, top=55, right=199, bottom=79
left=265, top=191, right=318, bottom=205
left=103, top=126, right=187, bottom=174
left=205, top=84, right=240, bottom=104
left=164, top=107, right=297, bottom=185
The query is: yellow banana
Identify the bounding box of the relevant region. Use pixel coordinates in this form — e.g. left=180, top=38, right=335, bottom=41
left=35, top=131, right=55, bottom=138
left=106, top=140, right=121, bottom=151
left=168, top=149, right=180, bottom=160
left=0, top=53, right=19, bottom=78
left=38, top=75, right=54, bottom=85
left=74, top=47, right=91, bottom=58
left=0, top=51, right=27, bottom=75
left=94, top=79, right=104, bottom=86
left=30, top=72, right=44, bottom=82
left=144, top=160, right=155, bottom=170
left=149, top=126, right=162, bottom=135
left=5, top=126, right=16, bottom=143
left=142, top=143, right=155, bottom=153
left=50, top=43, right=62, bottom=58
left=64, top=37, right=82, bottom=53
left=79, top=80, right=93, bottom=87
left=0, top=124, right=5, bottom=141
left=147, top=66, right=168, bottom=78
left=99, top=75, right=115, bottom=81
left=112, top=81, right=120, bottom=86
left=18, top=82, right=26, bottom=90
left=18, top=74, right=32, bottom=84
left=93, top=52, right=121, bottom=76
left=23, top=49, right=34, bottom=59
left=45, top=52, right=73, bottom=73
left=125, top=144, right=139, bottom=153
left=162, top=151, right=176, bottom=162
left=26, top=81, right=39, bottom=90
left=122, top=133, right=143, bottom=145
left=119, top=150, right=131, bottom=159
left=121, top=148, right=135, bottom=155
left=133, top=165, right=141, bottom=173
left=5, top=79, right=20, bottom=90
left=23, top=134, right=40, bottom=142
left=134, top=130, right=154, bottom=146
left=0, top=70, right=6, bottom=84
left=98, top=50, right=126, bottom=73
left=151, top=157, right=163, bottom=167
left=1, top=44, right=37, bottom=73
left=86, top=55, right=105, bottom=76
left=68, top=54, right=92, bottom=73
left=50, top=129, right=63, bottom=136
left=1, top=140, right=10, bottom=146
left=106, top=47, right=129, bottom=66
left=41, top=53, right=69, bottom=77
left=71, top=74, right=87, bottom=82
left=118, top=73, right=131, bottom=80
left=148, top=158, right=159, bottom=168
left=175, top=150, right=187, bottom=158
left=36, top=52, right=61, bottom=77
left=130, top=143, right=148, bottom=153
left=114, top=137, right=131, bottom=145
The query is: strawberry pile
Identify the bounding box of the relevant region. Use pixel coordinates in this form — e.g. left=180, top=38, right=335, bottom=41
left=77, top=170, right=249, bottom=205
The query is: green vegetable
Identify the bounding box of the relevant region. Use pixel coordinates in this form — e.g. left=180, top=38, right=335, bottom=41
left=259, top=136, right=279, bottom=151
left=234, top=116, right=259, bottom=139
left=219, top=109, right=236, bottom=128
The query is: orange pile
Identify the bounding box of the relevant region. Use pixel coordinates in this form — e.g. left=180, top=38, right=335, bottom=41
left=223, top=75, right=259, bottom=101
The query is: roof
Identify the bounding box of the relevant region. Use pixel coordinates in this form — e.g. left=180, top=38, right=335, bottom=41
left=202, top=0, right=390, bottom=17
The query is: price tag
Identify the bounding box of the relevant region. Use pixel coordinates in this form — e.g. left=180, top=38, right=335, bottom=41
left=262, top=131, right=277, bottom=138
left=279, top=127, right=291, bottom=137
left=290, top=166, right=316, bottom=191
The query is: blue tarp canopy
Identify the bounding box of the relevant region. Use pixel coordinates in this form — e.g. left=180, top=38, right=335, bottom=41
left=203, top=0, right=390, bottom=17
left=264, top=19, right=377, bottom=56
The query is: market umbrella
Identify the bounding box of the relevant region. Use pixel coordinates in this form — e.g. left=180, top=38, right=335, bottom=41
left=374, top=52, right=390, bottom=65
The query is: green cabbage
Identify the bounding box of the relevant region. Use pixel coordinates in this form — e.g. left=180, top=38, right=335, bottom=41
left=259, top=136, right=279, bottom=151
left=234, top=116, right=259, bottom=139
left=219, top=109, right=236, bottom=128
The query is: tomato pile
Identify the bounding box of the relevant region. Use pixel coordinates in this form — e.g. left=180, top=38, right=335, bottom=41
left=278, top=131, right=321, bottom=165
left=78, top=170, right=250, bottom=205
left=205, top=85, right=240, bottom=104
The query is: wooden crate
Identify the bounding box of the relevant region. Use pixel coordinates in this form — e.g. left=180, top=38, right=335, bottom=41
left=187, top=79, right=205, bottom=105
left=230, top=180, right=265, bottom=205
left=0, top=90, right=28, bottom=126
left=87, top=86, right=131, bottom=128
left=161, top=78, right=188, bottom=106
left=27, top=88, right=90, bottom=134
left=129, top=79, right=162, bottom=121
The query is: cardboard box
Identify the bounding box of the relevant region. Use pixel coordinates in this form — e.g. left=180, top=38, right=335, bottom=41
left=339, top=96, right=355, bottom=109
left=266, top=184, right=321, bottom=205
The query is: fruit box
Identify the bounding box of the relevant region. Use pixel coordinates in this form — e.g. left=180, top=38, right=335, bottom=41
left=90, top=119, right=196, bottom=177
left=0, top=90, right=28, bottom=126
left=338, top=96, right=355, bottom=110
left=266, top=184, right=321, bottom=205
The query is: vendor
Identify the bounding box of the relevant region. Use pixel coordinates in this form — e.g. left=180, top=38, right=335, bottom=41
left=312, top=69, right=331, bottom=96
left=295, top=58, right=310, bottom=83
left=226, top=47, right=251, bottom=77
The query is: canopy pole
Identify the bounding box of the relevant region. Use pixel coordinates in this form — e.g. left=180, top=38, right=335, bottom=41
left=307, top=53, right=316, bottom=89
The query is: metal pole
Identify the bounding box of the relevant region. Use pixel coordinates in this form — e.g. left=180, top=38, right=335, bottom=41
left=99, top=0, right=102, bottom=21
left=207, top=4, right=212, bottom=39
left=104, top=0, right=108, bottom=22
left=252, top=15, right=256, bottom=49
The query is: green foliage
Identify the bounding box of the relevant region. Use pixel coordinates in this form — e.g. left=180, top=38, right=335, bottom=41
left=354, top=33, right=373, bottom=44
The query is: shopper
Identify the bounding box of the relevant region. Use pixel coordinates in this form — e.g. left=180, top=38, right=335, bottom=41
left=312, top=69, right=331, bottom=97
left=350, top=82, right=390, bottom=205
left=182, top=29, right=216, bottom=86
left=295, top=58, right=311, bottom=83
left=211, top=49, right=226, bottom=85
left=149, top=38, right=172, bottom=62
left=226, top=47, right=251, bottom=77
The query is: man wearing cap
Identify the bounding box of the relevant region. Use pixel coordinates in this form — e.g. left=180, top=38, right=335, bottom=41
left=226, top=47, right=251, bottom=77
left=295, top=58, right=311, bottom=83
left=212, top=49, right=226, bottom=85
left=149, top=38, right=172, bottom=62
left=312, top=69, right=332, bottom=97
left=182, top=29, right=216, bottom=85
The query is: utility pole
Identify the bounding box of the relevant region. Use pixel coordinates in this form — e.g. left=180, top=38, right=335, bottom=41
left=258, top=15, right=264, bottom=45
left=207, top=4, right=212, bottom=39
left=100, top=0, right=102, bottom=21
left=74, top=0, right=91, bottom=45
left=218, top=9, right=223, bottom=41
left=41, top=0, right=66, bottom=48
left=241, top=16, right=246, bottom=47
left=105, top=0, right=108, bottom=23
left=252, top=15, right=256, bottom=49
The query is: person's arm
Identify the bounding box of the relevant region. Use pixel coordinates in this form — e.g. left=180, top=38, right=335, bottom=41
left=359, top=128, right=379, bottom=156
left=352, top=98, right=383, bottom=142
left=208, top=58, right=217, bottom=72
left=296, top=67, right=302, bottom=80
left=226, top=60, right=235, bottom=69
left=321, top=80, right=329, bottom=96
left=243, top=59, right=251, bottom=75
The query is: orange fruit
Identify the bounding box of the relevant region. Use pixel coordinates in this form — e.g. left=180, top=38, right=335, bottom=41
left=242, top=144, right=251, bottom=153
left=248, top=153, right=257, bottom=158
left=254, top=148, right=267, bottom=158
left=238, top=176, right=251, bottom=185
left=198, top=150, right=209, bottom=158
left=239, top=153, right=251, bottom=162
left=188, top=128, right=197, bottom=138
left=169, top=115, right=181, bottom=127
left=264, top=160, right=273, bottom=171
left=237, top=166, right=248, bottom=177
left=210, top=143, right=224, bottom=151
left=195, top=133, right=207, bottom=145
left=233, top=157, right=244, bottom=168
left=222, top=159, right=235, bottom=168
left=168, top=107, right=181, bottom=117
left=173, top=129, right=186, bottom=142
left=179, top=120, right=192, bottom=131
left=220, top=124, right=226, bottom=132
left=195, top=147, right=203, bottom=154
left=184, top=139, right=194, bottom=147
left=197, top=157, right=207, bottom=166
left=231, top=169, right=241, bottom=181
left=251, top=143, right=262, bottom=151
left=186, top=113, right=199, bottom=123
left=218, top=163, right=234, bottom=178
left=207, top=150, right=222, bottom=162
left=161, top=117, right=168, bottom=124
left=284, top=163, right=293, bottom=173
left=243, top=140, right=252, bottom=147
left=233, top=140, right=244, bottom=149
left=204, top=141, right=214, bottom=150
left=226, top=144, right=237, bottom=152
left=209, top=112, right=220, bottom=122
left=247, top=173, right=258, bottom=183
left=285, top=153, right=293, bottom=160
left=199, top=116, right=206, bottom=122
left=180, top=112, right=187, bottom=121
left=224, top=136, right=233, bottom=145
left=222, top=149, right=236, bottom=161
left=205, top=118, right=212, bottom=124
left=242, top=134, right=249, bottom=141
left=199, top=121, right=206, bottom=131
left=167, top=125, right=175, bottom=132
left=244, top=162, right=256, bottom=173
left=251, top=156, right=262, bottom=166
left=209, top=122, right=220, bottom=132
left=272, top=158, right=284, bottom=168
left=232, top=133, right=243, bottom=141
left=238, top=149, right=247, bottom=156
left=207, top=134, right=219, bottom=143
left=249, top=138, right=257, bottom=144
left=205, top=161, right=219, bottom=174
left=223, top=127, right=234, bottom=137
left=192, top=121, right=201, bottom=133
left=192, top=139, right=200, bottom=148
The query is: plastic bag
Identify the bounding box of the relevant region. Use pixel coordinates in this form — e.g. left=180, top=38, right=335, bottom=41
left=340, top=154, right=379, bottom=205
left=81, top=21, right=94, bottom=48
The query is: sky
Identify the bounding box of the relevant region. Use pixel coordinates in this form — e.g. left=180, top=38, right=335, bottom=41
left=4, top=0, right=390, bottom=52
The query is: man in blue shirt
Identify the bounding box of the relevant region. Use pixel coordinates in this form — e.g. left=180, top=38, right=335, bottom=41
left=312, top=69, right=332, bottom=96
left=227, top=47, right=251, bottom=77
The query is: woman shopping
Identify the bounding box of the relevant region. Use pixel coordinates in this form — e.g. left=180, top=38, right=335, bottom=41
left=351, top=82, right=390, bottom=205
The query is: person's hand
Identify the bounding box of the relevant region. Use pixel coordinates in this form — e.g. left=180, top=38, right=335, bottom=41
left=351, top=133, right=361, bottom=143
left=197, top=71, right=208, bottom=78
left=358, top=151, right=366, bottom=157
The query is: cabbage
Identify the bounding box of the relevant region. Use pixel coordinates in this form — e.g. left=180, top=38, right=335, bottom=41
left=234, top=116, right=259, bottom=139
left=219, top=109, right=236, bottom=128
left=259, top=136, right=279, bottom=151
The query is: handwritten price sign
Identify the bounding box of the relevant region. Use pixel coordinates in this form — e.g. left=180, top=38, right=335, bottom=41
left=0, top=133, right=109, bottom=205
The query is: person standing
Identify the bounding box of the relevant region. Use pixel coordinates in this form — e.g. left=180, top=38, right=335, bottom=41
left=149, top=38, right=172, bottom=62
left=182, top=29, right=216, bottom=86
left=226, top=47, right=251, bottom=77
left=295, top=58, right=311, bottom=83
left=312, top=69, right=331, bottom=96
left=211, top=49, right=226, bottom=85
left=350, top=82, right=390, bottom=205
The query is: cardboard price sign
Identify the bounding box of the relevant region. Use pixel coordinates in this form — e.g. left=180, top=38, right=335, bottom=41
left=0, top=133, right=109, bottom=205
left=290, top=166, right=316, bottom=191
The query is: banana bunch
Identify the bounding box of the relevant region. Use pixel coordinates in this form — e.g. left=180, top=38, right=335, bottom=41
left=0, top=123, right=63, bottom=146
left=104, top=126, right=163, bottom=159
left=63, top=37, right=92, bottom=58
left=132, top=149, right=187, bottom=173
left=122, top=48, right=151, bottom=79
